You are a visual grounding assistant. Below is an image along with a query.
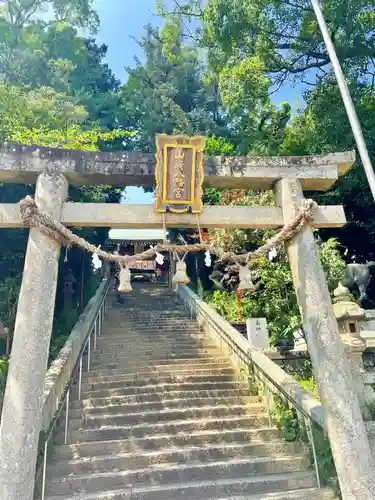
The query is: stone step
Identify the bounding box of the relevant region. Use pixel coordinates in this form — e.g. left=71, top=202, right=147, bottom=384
left=92, top=346, right=216, bottom=356
left=64, top=403, right=268, bottom=429
left=73, top=380, right=249, bottom=400
left=101, top=324, right=200, bottom=330
left=88, top=358, right=229, bottom=370
left=110, top=315, right=190, bottom=322
left=60, top=404, right=267, bottom=432
left=81, top=359, right=232, bottom=378
left=45, top=456, right=310, bottom=496
left=115, top=300, right=185, bottom=304
left=70, top=388, right=255, bottom=410
left=45, top=485, right=333, bottom=500
left=52, top=429, right=290, bottom=460
left=101, top=320, right=197, bottom=326
left=97, top=331, right=204, bottom=341
left=107, top=314, right=190, bottom=319
left=233, top=490, right=335, bottom=500
left=111, top=294, right=180, bottom=298
left=86, top=356, right=231, bottom=371
left=109, top=316, right=191, bottom=321
left=110, top=306, right=187, bottom=311
left=81, top=366, right=235, bottom=383
left=111, top=305, right=186, bottom=312
left=92, top=344, right=218, bottom=355
left=56, top=415, right=274, bottom=444
left=90, top=350, right=221, bottom=364
left=96, top=336, right=204, bottom=344
left=68, top=395, right=257, bottom=416
left=104, top=315, right=197, bottom=321
left=47, top=442, right=306, bottom=477
left=113, top=311, right=190, bottom=316
left=90, top=349, right=221, bottom=360
left=109, top=315, right=190, bottom=321
left=96, top=331, right=206, bottom=340
left=79, top=373, right=238, bottom=392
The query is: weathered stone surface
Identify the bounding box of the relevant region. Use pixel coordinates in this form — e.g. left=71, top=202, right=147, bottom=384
left=0, top=172, right=68, bottom=500
left=0, top=202, right=346, bottom=229
left=41, top=280, right=108, bottom=431
left=0, top=141, right=355, bottom=190
left=275, top=178, right=375, bottom=500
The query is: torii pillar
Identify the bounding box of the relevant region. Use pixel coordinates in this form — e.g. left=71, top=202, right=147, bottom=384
left=275, top=179, right=375, bottom=499
left=0, top=171, right=68, bottom=500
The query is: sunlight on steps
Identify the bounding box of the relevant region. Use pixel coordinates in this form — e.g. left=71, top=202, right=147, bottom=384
left=39, top=284, right=335, bottom=500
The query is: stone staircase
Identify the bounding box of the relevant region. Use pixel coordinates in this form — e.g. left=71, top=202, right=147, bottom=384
left=43, top=285, right=334, bottom=499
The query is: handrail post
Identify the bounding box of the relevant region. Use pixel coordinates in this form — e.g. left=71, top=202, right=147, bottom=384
left=263, top=383, right=273, bottom=428
left=87, top=334, right=91, bottom=371
left=305, top=416, right=321, bottom=489
left=41, top=440, right=48, bottom=500
left=64, top=389, right=70, bottom=445
left=78, top=357, right=83, bottom=400
left=94, top=320, right=97, bottom=350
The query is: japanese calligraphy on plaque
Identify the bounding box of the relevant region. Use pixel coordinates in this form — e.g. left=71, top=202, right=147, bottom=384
left=155, top=134, right=205, bottom=213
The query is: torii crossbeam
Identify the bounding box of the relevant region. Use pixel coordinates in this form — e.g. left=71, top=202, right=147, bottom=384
left=0, top=140, right=374, bottom=500
left=0, top=141, right=353, bottom=229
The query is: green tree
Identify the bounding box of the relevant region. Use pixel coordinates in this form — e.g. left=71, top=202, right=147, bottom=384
left=277, top=77, right=375, bottom=269
left=205, top=188, right=346, bottom=342
left=0, top=0, right=98, bottom=29
left=0, top=79, right=131, bottom=338
left=162, top=0, right=375, bottom=95
left=119, top=22, right=227, bottom=152
left=0, top=3, right=120, bottom=129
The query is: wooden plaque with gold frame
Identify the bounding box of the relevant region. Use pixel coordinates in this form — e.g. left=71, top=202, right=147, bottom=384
left=155, top=134, right=205, bottom=213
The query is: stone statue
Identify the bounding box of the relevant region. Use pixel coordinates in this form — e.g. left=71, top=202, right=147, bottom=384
left=339, top=262, right=375, bottom=304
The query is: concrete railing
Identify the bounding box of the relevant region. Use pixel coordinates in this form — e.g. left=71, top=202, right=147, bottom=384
left=177, top=285, right=325, bottom=430
left=41, top=278, right=110, bottom=431
left=36, top=277, right=110, bottom=499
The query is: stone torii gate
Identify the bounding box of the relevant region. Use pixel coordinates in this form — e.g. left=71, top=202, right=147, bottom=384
left=0, top=140, right=373, bottom=500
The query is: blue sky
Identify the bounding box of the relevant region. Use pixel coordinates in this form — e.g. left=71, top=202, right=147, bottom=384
left=93, top=0, right=169, bottom=83
left=93, top=0, right=306, bottom=106
left=93, top=0, right=169, bottom=204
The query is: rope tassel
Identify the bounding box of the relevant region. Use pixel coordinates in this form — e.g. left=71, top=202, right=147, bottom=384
left=172, top=253, right=190, bottom=285
left=118, top=265, right=132, bottom=293
left=18, top=196, right=317, bottom=266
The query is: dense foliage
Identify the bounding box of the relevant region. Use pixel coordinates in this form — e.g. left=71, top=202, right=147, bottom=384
left=159, top=0, right=375, bottom=261
left=1, top=0, right=375, bottom=362
left=0, top=0, right=126, bottom=361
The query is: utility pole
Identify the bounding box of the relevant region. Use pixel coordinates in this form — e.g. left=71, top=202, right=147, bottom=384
left=310, top=0, right=375, bottom=201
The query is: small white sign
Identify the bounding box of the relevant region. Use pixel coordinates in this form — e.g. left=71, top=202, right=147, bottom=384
left=246, top=318, right=269, bottom=351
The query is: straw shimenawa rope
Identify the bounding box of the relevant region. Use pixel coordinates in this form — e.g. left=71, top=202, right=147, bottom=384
left=19, top=196, right=317, bottom=266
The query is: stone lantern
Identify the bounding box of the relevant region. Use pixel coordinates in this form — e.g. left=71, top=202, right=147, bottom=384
left=333, top=284, right=375, bottom=417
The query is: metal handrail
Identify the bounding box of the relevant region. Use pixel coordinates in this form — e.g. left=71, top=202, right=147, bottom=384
left=37, top=278, right=110, bottom=500
left=190, top=292, right=323, bottom=420
left=180, top=287, right=325, bottom=488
